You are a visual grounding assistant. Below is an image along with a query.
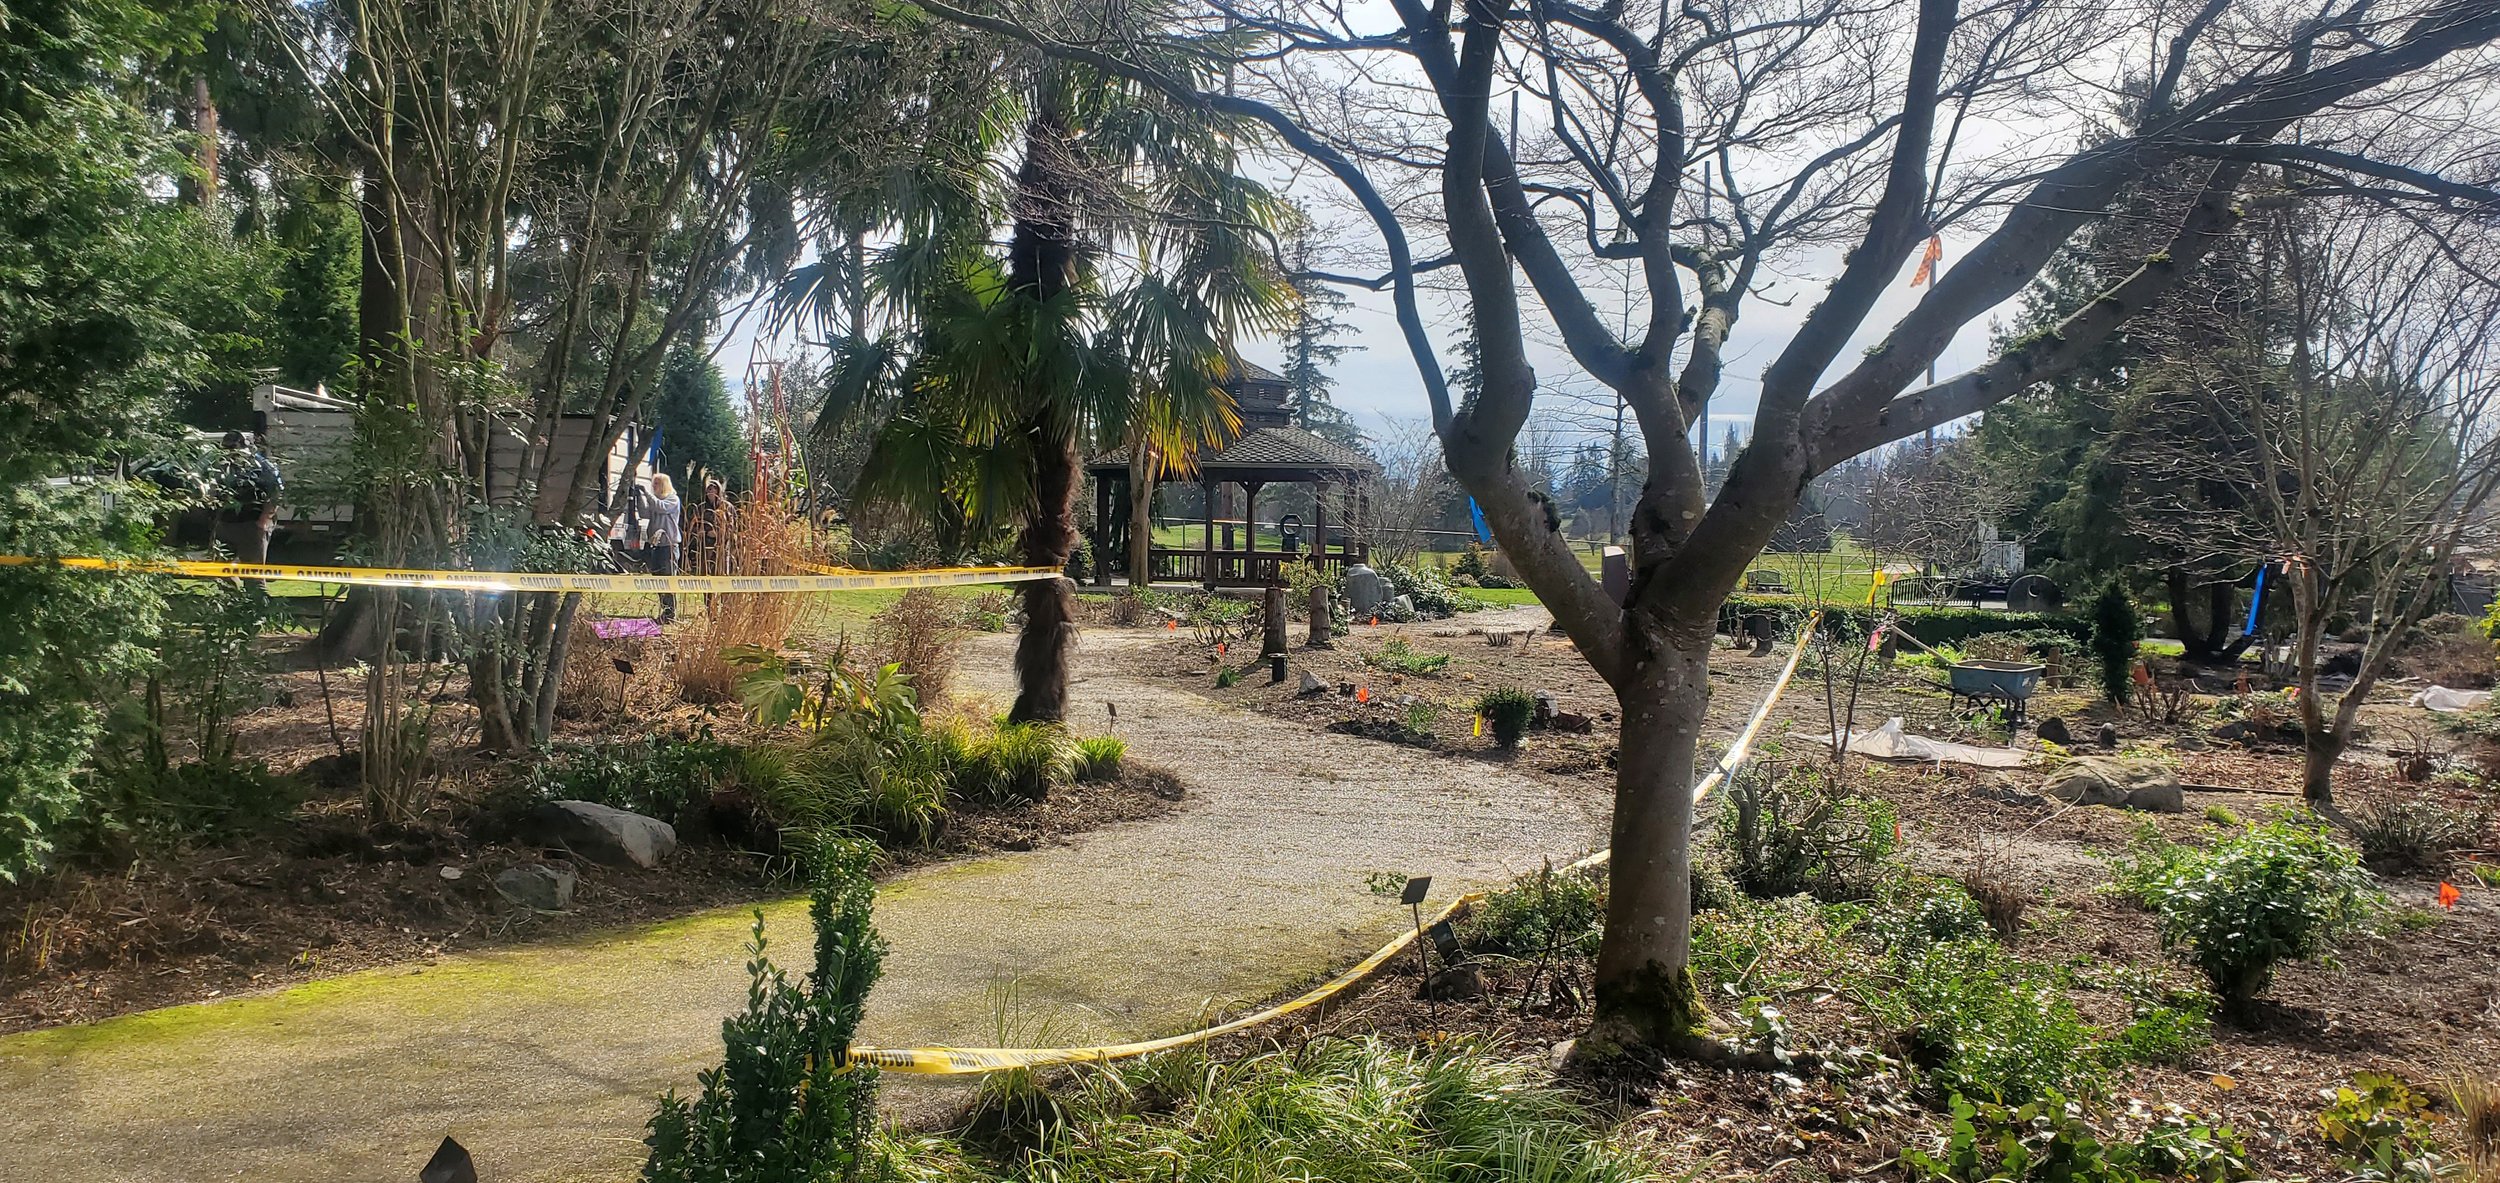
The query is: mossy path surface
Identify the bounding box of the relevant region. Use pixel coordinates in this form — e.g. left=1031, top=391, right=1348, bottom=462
left=0, top=619, right=1607, bottom=1183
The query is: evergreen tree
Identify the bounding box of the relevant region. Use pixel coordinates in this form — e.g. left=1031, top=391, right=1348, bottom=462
left=1281, top=234, right=1365, bottom=450
left=655, top=348, right=748, bottom=496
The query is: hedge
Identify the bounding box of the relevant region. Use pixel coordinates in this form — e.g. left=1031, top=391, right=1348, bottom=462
left=1717, top=593, right=2091, bottom=648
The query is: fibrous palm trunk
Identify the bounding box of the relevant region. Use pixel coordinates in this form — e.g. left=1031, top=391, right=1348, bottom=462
left=1004, top=98, right=1081, bottom=724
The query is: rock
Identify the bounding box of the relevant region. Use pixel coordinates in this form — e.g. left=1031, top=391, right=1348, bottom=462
left=2097, top=722, right=2118, bottom=748
left=1533, top=690, right=1557, bottom=727
left=1388, top=593, right=1415, bottom=618
left=2123, top=781, right=2186, bottom=813
left=1550, top=711, right=1593, bottom=734
left=1297, top=669, right=1328, bottom=696
left=2211, top=718, right=2251, bottom=742
left=437, top=865, right=465, bottom=881
left=1345, top=564, right=1383, bottom=614
left=2042, top=756, right=2181, bottom=812
left=1422, top=963, right=1484, bottom=1002
left=2035, top=716, right=2071, bottom=746
left=1549, top=1038, right=1577, bottom=1070
left=1970, top=779, right=2046, bottom=807
left=533, top=800, right=677, bottom=869
left=494, top=862, right=577, bottom=911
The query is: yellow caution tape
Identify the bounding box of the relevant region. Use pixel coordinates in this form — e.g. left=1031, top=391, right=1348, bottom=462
left=847, top=892, right=1482, bottom=1074
left=1568, top=609, right=1819, bottom=874
left=850, top=609, right=1824, bottom=1073
left=0, top=555, right=1062, bottom=594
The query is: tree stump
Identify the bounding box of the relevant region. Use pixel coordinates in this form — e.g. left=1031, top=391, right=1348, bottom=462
left=1308, top=585, right=1334, bottom=648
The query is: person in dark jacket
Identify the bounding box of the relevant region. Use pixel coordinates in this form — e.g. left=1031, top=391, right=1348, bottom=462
left=212, top=431, right=283, bottom=565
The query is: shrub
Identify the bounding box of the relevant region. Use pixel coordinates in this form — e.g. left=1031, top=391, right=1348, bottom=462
left=1476, top=686, right=1536, bottom=748
left=2317, top=1071, right=2454, bottom=1183
left=1872, top=875, right=1996, bottom=953
left=2089, top=582, right=2141, bottom=705
left=2136, top=816, right=2380, bottom=1009
left=1465, top=863, right=1605, bottom=960
left=2202, top=804, right=2240, bottom=827
left=954, top=722, right=1066, bottom=805
left=1955, top=850, right=2032, bottom=941
left=1365, top=638, right=1450, bottom=676
left=1893, top=938, right=2107, bottom=1105
left=2347, top=796, right=2485, bottom=870
left=524, top=734, right=746, bottom=828
left=1717, top=763, right=1899, bottom=901
left=872, top=590, right=969, bottom=705
left=1070, top=736, right=1125, bottom=783
left=642, top=838, right=884, bottom=1183
left=79, top=756, right=305, bottom=852
left=1377, top=562, right=1465, bottom=618
left=2111, top=980, right=2214, bottom=1068
left=1450, top=543, right=1517, bottom=589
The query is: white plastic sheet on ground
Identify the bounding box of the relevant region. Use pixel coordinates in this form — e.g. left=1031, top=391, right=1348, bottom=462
left=1804, top=716, right=2034, bottom=767
left=2409, top=685, right=2493, bottom=713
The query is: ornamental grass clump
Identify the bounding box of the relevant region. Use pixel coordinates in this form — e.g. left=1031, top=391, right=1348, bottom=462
left=1476, top=686, right=1536, bottom=748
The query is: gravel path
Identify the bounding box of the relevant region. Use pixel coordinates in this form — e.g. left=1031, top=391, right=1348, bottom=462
left=0, top=619, right=1609, bottom=1183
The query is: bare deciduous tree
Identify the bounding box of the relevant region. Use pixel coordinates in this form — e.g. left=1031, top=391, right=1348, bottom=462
left=2134, top=200, right=2500, bottom=805
left=915, top=0, right=2500, bottom=1062
left=1361, top=418, right=1458, bottom=567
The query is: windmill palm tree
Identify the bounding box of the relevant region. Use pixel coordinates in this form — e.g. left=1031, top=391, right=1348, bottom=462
left=787, top=45, right=1292, bottom=723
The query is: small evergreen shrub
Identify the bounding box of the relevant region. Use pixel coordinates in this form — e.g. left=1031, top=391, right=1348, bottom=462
left=524, top=734, right=745, bottom=827
left=1070, top=736, right=1126, bottom=783
left=2136, top=816, right=2380, bottom=1010
left=1476, top=686, right=1536, bottom=748
left=2089, top=582, right=2141, bottom=705
left=642, top=838, right=884, bottom=1183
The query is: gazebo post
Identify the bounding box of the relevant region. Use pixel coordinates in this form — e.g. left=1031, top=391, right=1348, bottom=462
left=1093, top=476, right=1113, bottom=586
left=1313, top=476, right=1329, bottom=572
left=1201, top=476, right=1217, bottom=589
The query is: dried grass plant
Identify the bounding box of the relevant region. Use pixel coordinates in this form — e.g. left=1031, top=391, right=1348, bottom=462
left=872, top=589, right=969, bottom=706
left=677, top=501, right=827, bottom=704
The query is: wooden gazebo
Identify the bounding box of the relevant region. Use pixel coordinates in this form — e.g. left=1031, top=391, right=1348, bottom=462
left=1088, top=361, right=1379, bottom=588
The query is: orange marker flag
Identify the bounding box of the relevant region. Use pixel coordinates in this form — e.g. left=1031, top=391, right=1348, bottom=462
left=1165, top=619, right=1176, bottom=631
left=1910, top=235, right=1943, bottom=287
left=1356, top=685, right=1370, bottom=703
left=1369, top=615, right=1379, bottom=627
left=2439, top=881, right=2462, bottom=909
left=1217, top=642, right=1227, bottom=656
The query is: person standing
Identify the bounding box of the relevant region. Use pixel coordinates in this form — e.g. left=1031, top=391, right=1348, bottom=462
left=689, top=478, right=737, bottom=575
left=212, top=430, right=283, bottom=565
left=647, top=473, right=683, bottom=623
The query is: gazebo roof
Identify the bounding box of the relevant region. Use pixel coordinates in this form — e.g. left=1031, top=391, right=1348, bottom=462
left=1088, top=426, right=1378, bottom=481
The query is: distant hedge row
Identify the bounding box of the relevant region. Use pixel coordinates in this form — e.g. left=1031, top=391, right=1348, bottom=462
left=1717, top=594, right=2092, bottom=647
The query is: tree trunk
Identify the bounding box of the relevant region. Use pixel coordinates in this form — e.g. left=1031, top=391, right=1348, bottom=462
left=1583, top=617, right=1714, bottom=1056
left=1010, top=425, right=1079, bottom=724
left=1128, top=448, right=1155, bottom=589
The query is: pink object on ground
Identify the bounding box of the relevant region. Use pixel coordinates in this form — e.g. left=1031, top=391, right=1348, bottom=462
left=591, top=617, right=663, bottom=640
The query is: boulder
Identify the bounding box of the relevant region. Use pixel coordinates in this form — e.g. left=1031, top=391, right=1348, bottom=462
left=1388, top=593, right=1416, bottom=619
left=1345, top=564, right=1384, bottom=614
left=2035, top=716, right=2072, bottom=746
left=494, top=862, right=578, bottom=911
left=2097, top=722, right=2119, bottom=748
left=1297, top=669, right=1328, bottom=696
left=533, top=800, right=677, bottom=869
left=2041, top=757, right=2181, bottom=812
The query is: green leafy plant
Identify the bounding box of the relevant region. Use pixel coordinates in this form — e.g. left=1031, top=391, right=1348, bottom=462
left=2318, top=1072, right=2454, bottom=1183
left=1401, top=699, right=1438, bottom=738
left=642, top=838, right=885, bottom=1183
left=524, top=734, right=746, bottom=827
left=1365, top=638, right=1450, bottom=676
left=1476, top=686, right=1536, bottom=749
left=1070, top=736, right=1126, bottom=783
left=1465, top=863, right=1606, bottom=960
left=1904, top=1092, right=2252, bottom=1183
left=1717, top=763, right=1899, bottom=901
left=2137, top=816, right=2381, bottom=1010
left=1891, top=939, right=2107, bottom=1106
left=2203, top=805, right=2240, bottom=827
left=2106, top=969, right=2214, bottom=1067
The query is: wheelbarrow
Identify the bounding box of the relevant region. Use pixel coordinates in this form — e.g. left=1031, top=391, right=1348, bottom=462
left=1946, top=659, right=2043, bottom=726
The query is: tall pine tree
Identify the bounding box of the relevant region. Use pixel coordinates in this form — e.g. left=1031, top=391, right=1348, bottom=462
left=1281, top=234, right=1365, bottom=450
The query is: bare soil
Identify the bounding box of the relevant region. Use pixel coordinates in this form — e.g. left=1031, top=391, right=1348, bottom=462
left=1130, top=602, right=2500, bottom=1181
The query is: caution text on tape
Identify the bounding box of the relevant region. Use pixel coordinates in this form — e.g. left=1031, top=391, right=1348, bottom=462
left=0, top=555, right=1063, bottom=594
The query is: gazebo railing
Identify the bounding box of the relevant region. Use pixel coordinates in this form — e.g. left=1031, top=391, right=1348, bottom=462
left=1145, top=546, right=1367, bottom=587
